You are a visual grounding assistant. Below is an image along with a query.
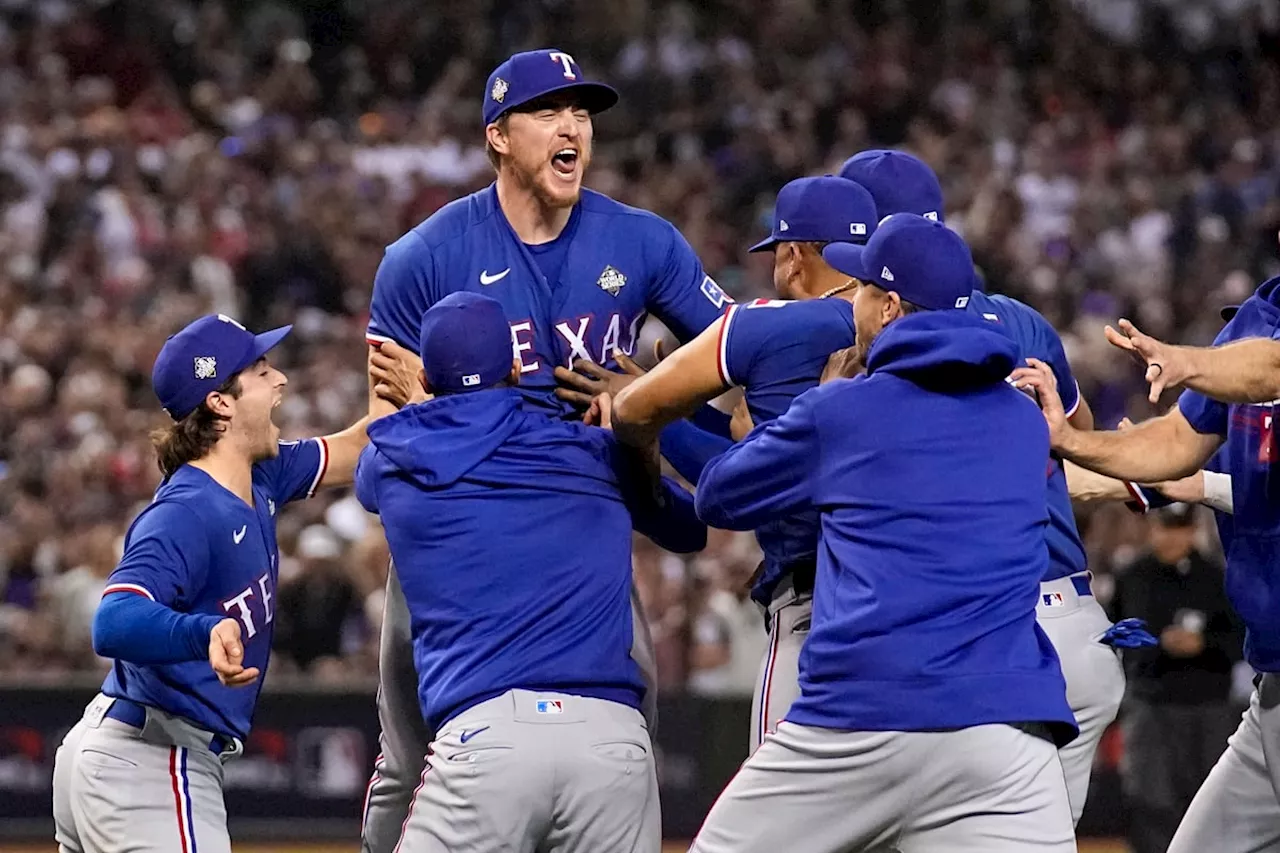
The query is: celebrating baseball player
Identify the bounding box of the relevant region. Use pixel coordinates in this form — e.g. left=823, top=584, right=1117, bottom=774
left=689, top=214, right=1078, bottom=853
left=1013, top=275, right=1280, bottom=853
left=50, top=314, right=417, bottom=853
left=358, top=47, right=731, bottom=853
left=612, top=148, right=1146, bottom=824
left=355, top=291, right=704, bottom=853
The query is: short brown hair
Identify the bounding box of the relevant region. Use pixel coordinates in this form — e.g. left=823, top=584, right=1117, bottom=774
left=150, top=375, right=242, bottom=480
left=485, top=115, right=511, bottom=171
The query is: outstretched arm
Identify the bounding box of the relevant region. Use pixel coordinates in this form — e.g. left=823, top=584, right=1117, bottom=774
left=1107, top=318, right=1280, bottom=404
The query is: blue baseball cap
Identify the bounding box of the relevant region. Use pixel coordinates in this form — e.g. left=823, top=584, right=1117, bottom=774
left=823, top=214, right=974, bottom=311
left=839, top=150, right=944, bottom=223
left=749, top=176, right=878, bottom=253
left=483, top=49, right=619, bottom=127
left=419, top=292, right=515, bottom=394
left=152, top=314, right=291, bottom=420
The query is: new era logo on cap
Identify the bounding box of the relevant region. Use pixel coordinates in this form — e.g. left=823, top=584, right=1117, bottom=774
left=881, top=266, right=895, bottom=281
left=779, top=220, right=789, bottom=231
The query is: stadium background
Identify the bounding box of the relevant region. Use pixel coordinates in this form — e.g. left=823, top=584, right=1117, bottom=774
left=0, top=0, right=1276, bottom=848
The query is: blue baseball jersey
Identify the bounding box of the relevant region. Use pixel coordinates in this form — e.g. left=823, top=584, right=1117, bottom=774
left=100, top=439, right=328, bottom=739
left=717, top=297, right=856, bottom=602
left=368, top=185, right=732, bottom=417
left=966, top=291, right=1085, bottom=582
left=1179, top=275, right=1280, bottom=671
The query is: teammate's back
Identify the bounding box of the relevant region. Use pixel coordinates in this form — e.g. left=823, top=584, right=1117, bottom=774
left=356, top=383, right=703, bottom=729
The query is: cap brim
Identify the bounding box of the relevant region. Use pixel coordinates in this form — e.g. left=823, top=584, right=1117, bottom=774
left=499, top=82, right=619, bottom=121
left=1220, top=304, right=1240, bottom=321
left=822, top=243, right=868, bottom=281
left=249, top=325, right=292, bottom=363
left=748, top=236, right=780, bottom=253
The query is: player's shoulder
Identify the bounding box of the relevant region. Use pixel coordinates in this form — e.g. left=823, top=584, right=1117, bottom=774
left=578, top=189, right=678, bottom=234
left=125, top=491, right=211, bottom=544
left=730, top=297, right=853, bottom=340
left=400, top=184, right=502, bottom=252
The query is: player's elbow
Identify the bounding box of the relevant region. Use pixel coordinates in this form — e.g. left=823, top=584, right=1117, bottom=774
left=693, top=482, right=753, bottom=532
left=91, top=595, right=126, bottom=658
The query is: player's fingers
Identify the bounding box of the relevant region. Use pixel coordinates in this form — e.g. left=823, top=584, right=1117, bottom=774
left=595, top=393, right=614, bottom=429
left=1118, top=417, right=1135, bottom=430
left=554, top=366, right=606, bottom=396
left=1103, top=324, right=1136, bottom=352
left=571, top=359, right=614, bottom=380
left=225, top=667, right=260, bottom=687
left=613, top=350, right=645, bottom=377
left=553, top=386, right=594, bottom=407
left=1147, top=363, right=1166, bottom=403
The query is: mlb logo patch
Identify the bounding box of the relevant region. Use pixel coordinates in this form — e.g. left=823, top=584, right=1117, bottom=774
left=850, top=222, right=866, bottom=236
left=536, top=700, right=564, bottom=715
left=462, top=373, right=481, bottom=387
left=1042, top=592, right=1065, bottom=608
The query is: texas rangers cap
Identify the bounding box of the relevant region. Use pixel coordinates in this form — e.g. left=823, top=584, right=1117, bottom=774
left=823, top=213, right=974, bottom=311
left=749, top=176, right=878, bottom=253
left=484, top=49, right=619, bottom=126
left=152, top=314, right=292, bottom=420
left=419, top=292, right=515, bottom=394
left=839, top=149, right=944, bottom=223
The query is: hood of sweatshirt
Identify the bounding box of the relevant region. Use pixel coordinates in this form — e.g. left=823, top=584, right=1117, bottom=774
left=865, top=310, right=1020, bottom=389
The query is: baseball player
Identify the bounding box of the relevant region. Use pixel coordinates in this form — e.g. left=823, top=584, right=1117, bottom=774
left=690, top=214, right=1078, bottom=853
left=354, top=292, right=705, bottom=852
left=358, top=48, right=731, bottom=853
left=614, top=173, right=878, bottom=756
left=1012, top=275, right=1280, bottom=853
left=50, top=314, right=418, bottom=853
left=613, top=148, right=1139, bottom=824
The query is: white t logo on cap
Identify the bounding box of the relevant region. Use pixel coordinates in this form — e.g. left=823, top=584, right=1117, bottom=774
left=549, top=52, right=577, bottom=79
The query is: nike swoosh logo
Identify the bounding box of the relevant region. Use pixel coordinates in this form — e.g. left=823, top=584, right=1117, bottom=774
left=479, top=268, right=510, bottom=285
left=459, top=726, right=490, bottom=744
left=233, top=526, right=247, bottom=544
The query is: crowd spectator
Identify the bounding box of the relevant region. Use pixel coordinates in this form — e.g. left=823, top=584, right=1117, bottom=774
left=0, top=0, right=1274, bottom=692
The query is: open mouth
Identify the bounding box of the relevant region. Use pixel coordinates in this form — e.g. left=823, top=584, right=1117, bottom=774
left=551, top=148, right=579, bottom=178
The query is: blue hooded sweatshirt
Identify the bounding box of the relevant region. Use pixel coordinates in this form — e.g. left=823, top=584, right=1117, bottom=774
left=355, top=387, right=706, bottom=729
left=697, top=311, right=1077, bottom=743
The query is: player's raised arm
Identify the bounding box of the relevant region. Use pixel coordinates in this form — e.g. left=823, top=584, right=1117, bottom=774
left=613, top=317, right=731, bottom=449
left=1013, top=359, right=1223, bottom=482
left=1107, top=318, right=1280, bottom=405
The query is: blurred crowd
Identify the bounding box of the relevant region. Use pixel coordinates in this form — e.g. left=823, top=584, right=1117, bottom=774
left=0, top=0, right=1274, bottom=700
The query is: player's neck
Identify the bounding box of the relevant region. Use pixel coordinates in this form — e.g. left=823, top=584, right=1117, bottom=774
left=808, top=274, right=858, bottom=302
left=189, top=440, right=256, bottom=507
left=496, top=175, right=574, bottom=244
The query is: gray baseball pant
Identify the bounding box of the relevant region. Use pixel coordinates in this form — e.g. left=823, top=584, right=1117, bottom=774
left=360, top=563, right=661, bottom=853
left=393, top=689, right=660, bottom=853
left=692, top=720, right=1076, bottom=853
left=53, top=694, right=239, bottom=853
left=1166, top=673, right=1280, bottom=853
left=1036, top=572, right=1126, bottom=825
left=748, top=579, right=810, bottom=754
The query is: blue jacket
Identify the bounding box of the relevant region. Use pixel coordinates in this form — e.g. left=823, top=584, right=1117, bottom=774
left=355, top=387, right=705, bottom=729
left=697, top=311, right=1077, bottom=743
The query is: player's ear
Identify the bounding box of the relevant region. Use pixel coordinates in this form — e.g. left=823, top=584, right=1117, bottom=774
left=204, top=390, right=234, bottom=418
left=884, top=291, right=904, bottom=323
left=486, top=122, right=511, bottom=158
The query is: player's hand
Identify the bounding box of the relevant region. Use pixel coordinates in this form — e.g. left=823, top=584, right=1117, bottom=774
left=370, top=341, right=429, bottom=407
left=820, top=346, right=861, bottom=384
left=729, top=397, right=754, bottom=442
left=1104, top=319, right=1185, bottom=404
left=1160, top=626, right=1205, bottom=658
left=209, top=619, right=260, bottom=688
left=1009, top=358, right=1072, bottom=450
left=585, top=393, right=614, bottom=429
left=554, top=350, right=647, bottom=408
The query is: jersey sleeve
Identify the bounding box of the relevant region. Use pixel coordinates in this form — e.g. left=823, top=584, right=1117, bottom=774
left=103, top=501, right=211, bottom=608
left=1018, top=303, right=1080, bottom=417
left=647, top=221, right=733, bottom=343
left=256, top=438, right=328, bottom=505
left=695, top=389, right=821, bottom=530
left=718, top=299, right=794, bottom=387
left=367, top=233, right=436, bottom=348
left=1178, top=388, right=1229, bottom=436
